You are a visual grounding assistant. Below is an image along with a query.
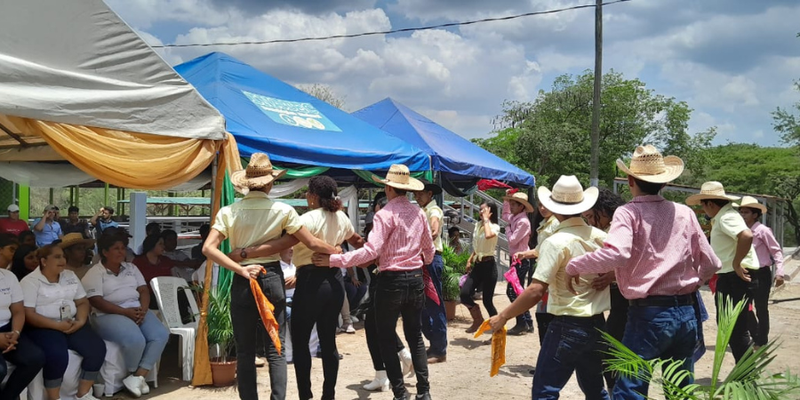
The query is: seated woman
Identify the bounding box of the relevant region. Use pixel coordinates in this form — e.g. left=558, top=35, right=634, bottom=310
left=82, top=233, right=169, bottom=398
left=60, top=233, right=96, bottom=279
left=11, top=244, right=38, bottom=281
left=20, top=245, right=106, bottom=400
left=0, top=257, right=45, bottom=400
left=0, top=234, right=18, bottom=270
left=18, top=231, right=36, bottom=248
left=132, top=234, right=175, bottom=284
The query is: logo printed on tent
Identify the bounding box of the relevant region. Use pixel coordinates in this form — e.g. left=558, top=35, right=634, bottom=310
left=242, top=91, right=341, bottom=132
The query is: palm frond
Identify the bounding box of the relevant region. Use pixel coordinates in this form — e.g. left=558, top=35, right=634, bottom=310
left=710, top=293, right=748, bottom=390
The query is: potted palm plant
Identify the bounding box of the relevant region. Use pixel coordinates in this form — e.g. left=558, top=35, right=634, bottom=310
left=207, top=287, right=237, bottom=387
left=441, top=245, right=470, bottom=320
left=604, top=294, right=800, bottom=399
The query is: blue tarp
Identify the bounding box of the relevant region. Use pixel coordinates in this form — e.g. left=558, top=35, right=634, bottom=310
left=352, top=98, right=535, bottom=187
left=174, top=53, right=430, bottom=172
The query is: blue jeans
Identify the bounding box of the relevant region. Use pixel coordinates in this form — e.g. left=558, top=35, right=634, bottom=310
left=421, top=254, right=447, bottom=356
left=27, top=325, right=106, bottom=388
left=0, top=323, right=44, bottom=400
left=507, top=258, right=532, bottom=327
left=532, top=315, right=608, bottom=400
left=92, top=310, right=170, bottom=373
left=613, top=304, right=698, bottom=400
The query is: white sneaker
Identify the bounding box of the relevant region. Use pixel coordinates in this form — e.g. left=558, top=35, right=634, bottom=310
left=344, top=324, right=356, bottom=334
left=138, top=376, right=150, bottom=395
left=122, top=374, right=142, bottom=398
left=255, top=356, right=267, bottom=367
left=399, top=348, right=413, bottom=377
left=362, top=370, right=390, bottom=391
left=77, top=392, right=100, bottom=400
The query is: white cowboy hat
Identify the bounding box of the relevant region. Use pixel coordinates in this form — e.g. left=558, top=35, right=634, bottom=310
left=502, top=191, right=534, bottom=213
left=685, top=181, right=740, bottom=206
left=616, top=145, right=685, bottom=184
left=537, top=175, right=599, bottom=216
left=733, top=196, right=767, bottom=214
left=58, top=233, right=96, bottom=249
left=372, top=164, right=424, bottom=191
left=230, top=153, right=287, bottom=193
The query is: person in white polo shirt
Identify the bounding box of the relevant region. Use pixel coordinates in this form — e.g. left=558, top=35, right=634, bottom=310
left=82, top=233, right=169, bottom=398
left=21, top=244, right=105, bottom=400
left=0, top=264, right=45, bottom=400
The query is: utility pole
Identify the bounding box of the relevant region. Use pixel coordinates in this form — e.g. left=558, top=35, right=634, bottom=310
left=589, top=0, right=603, bottom=187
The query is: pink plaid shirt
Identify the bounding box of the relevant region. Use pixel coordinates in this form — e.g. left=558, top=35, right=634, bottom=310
left=751, top=222, right=785, bottom=277
left=565, top=195, right=721, bottom=300
left=502, top=201, right=531, bottom=255
left=331, top=196, right=435, bottom=271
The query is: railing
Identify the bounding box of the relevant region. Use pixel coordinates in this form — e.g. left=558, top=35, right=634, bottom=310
left=443, top=191, right=510, bottom=279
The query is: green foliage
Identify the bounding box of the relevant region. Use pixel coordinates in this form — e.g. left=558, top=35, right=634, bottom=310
left=773, top=81, right=800, bottom=147
left=441, top=245, right=470, bottom=301
left=603, top=295, right=800, bottom=399
left=207, top=287, right=235, bottom=362
left=476, top=70, right=716, bottom=188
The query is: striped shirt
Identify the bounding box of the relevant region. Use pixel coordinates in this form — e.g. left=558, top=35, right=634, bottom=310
left=331, top=196, right=435, bottom=271
left=502, top=201, right=531, bottom=256
left=566, top=195, right=721, bottom=300
left=751, top=222, right=785, bottom=277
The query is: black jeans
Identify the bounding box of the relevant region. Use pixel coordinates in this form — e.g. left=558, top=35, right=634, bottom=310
left=460, top=258, right=498, bottom=316
left=231, top=264, right=286, bottom=400
left=748, top=267, right=772, bottom=346
left=375, top=270, right=429, bottom=398
left=292, top=266, right=345, bottom=400
left=365, top=267, right=405, bottom=372
left=0, top=323, right=45, bottom=400
left=507, top=258, right=532, bottom=327
left=715, top=271, right=757, bottom=363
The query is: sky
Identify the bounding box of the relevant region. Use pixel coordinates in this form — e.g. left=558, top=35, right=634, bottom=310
left=106, top=0, right=800, bottom=147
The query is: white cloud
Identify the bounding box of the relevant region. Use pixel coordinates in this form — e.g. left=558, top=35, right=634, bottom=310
left=109, top=0, right=800, bottom=145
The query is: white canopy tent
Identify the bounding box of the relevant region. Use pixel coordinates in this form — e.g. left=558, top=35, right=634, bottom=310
left=0, top=0, right=240, bottom=386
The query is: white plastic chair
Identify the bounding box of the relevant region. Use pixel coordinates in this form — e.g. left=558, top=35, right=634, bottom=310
left=150, top=276, right=199, bottom=382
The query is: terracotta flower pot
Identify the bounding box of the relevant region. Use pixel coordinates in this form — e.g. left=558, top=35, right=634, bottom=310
left=210, top=358, right=237, bottom=387
left=444, top=300, right=457, bottom=321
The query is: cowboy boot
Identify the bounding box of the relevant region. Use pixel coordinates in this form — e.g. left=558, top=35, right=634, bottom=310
left=465, top=305, right=484, bottom=333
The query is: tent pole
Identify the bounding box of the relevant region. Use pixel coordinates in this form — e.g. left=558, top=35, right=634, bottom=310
left=103, top=183, right=109, bottom=207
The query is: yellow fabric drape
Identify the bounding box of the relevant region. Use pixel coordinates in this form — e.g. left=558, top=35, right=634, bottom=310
left=193, top=134, right=241, bottom=386
left=7, top=116, right=218, bottom=190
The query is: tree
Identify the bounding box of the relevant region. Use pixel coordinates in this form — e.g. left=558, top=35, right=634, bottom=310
left=476, top=70, right=716, bottom=188
left=297, top=83, right=347, bottom=110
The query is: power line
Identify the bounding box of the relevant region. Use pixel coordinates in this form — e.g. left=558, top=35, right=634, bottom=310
left=152, top=0, right=632, bottom=49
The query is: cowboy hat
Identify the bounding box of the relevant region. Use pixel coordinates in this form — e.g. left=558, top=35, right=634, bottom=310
left=685, top=181, right=740, bottom=206
left=616, top=145, right=684, bottom=184
left=537, top=175, right=599, bottom=215
left=230, top=153, right=287, bottom=192
left=58, top=233, right=95, bottom=249
left=416, top=180, right=442, bottom=195
left=372, top=164, right=424, bottom=191
left=502, top=191, right=534, bottom=213
left=733, top=196, right=767, bottom=214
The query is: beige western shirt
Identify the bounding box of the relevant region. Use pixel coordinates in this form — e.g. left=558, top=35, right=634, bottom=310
left=293, top=209, right=355, bottom=267
left=423, top=201, right=444, bottom=253
left=212, top=191, right=303, bottom=264
left=711, top=203, right=759, bottom=274
left=533, top=217, right=610, bottom=317
left=472, top=222, right=500, bottom=260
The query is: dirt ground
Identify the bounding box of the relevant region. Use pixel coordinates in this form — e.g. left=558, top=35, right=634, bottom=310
left=137, top=262, right=800, bottom=400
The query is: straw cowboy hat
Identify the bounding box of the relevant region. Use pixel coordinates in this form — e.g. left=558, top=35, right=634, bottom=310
left=685, top=181, right=740, bottom=206
left=733, top=196, right=767, bottom=214
left=616, top=145, right=685, bottom=184
left=372, top=164, right=424, bottom=191
left=417, top=179, right=443, bottom=195
left=537, top=175, right=599, bottom=215
left=230, top=153, right=287, bottom=192
left=58, top=233, right=95, bottom=249
left=502, top=191, right=534, bottom=213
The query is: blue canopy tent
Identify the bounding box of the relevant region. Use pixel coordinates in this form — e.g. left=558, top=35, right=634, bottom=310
left=174, top=53, right=431, bottom=183
left=352, top=98, right=535, bottom=189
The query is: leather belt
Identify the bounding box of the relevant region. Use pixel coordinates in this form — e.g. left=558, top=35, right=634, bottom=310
left=476, top=256, right=495, bottom=263
left=629, top=294, right=695, bottom=308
